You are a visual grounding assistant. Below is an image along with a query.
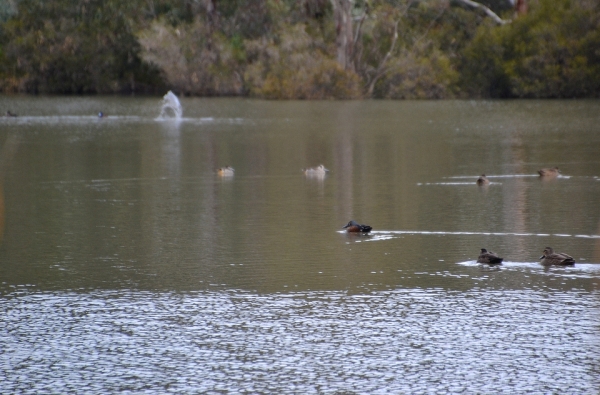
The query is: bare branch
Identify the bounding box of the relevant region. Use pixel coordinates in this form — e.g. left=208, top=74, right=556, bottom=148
left=455, top=0, right=510, bottom=25
left=413, top=5, right=446, bottom=47
left=353, top=8, right=367, bottom=49
left=351, top=2, right=370, bottom=70
left=367, top=20, right=399, bottom=95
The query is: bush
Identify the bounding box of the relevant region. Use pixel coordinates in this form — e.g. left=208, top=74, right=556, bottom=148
left=0, top=0, right=162, bottom=94
left=244, top=25, right=362, bottom=99
left=137, top=19, right=245, bottom=96
left=459, top=0, right=600, bottom=98
left=373, top=41, right=459, bottom=99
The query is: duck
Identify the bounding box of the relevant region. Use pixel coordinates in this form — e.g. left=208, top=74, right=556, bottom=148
left=538, top=167, right=560, bottom=177
left=343, top=220, right=372, bottom=233
left=477, top=248, right=503, bottom=264
left=476, top=174, right=490, bottom=185
left=302, top=165, right=329, bottom=175
left=217, top=166, right=235, bottom=176
left=539, top=247, right=575, bottom=266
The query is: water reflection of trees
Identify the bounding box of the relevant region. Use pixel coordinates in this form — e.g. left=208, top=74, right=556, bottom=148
left=0, top=133, right=19, bottom=246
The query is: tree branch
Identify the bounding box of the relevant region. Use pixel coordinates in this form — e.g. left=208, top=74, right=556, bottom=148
left=455, top=0, right=510, bottom=25
left=367, top=20, right=399, bottom=95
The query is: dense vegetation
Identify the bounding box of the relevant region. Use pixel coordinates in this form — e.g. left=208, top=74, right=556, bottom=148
left=0, top=0, right=598, bottom=98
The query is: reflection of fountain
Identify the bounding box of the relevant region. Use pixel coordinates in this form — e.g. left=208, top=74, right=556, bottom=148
left=0, top=134, right=20, bottom=246
left=158, top=91, right=182, bottom=119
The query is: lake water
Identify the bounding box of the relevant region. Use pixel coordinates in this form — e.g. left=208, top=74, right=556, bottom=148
left=1, top=96, right=599, bottom=393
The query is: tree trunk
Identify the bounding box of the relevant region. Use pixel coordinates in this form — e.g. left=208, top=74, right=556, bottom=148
left=514, top=0, right=528, bottom=16
left=331, top=0, right=354, bottom=71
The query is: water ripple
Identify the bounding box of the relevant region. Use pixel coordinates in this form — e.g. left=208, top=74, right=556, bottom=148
left=2, top=289, right=599, bottom=394
left=349, top=230, right=600, bottom=240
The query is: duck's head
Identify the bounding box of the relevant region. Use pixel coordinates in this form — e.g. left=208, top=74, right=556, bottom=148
left=540, top=246, right=554, bottom=259
left=343, top=220, right=358, bottom=229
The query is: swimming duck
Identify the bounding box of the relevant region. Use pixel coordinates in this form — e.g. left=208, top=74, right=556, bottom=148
left=343, top=220, right=372, bottom=233
left=477, top=248, right=503, bottom=264
left=302, top=165, right=329, bottom=175
left=476, top=174, right=490, bottom=185
left=539, top=247, right=575, bottom=266
left=217, top=166, right=235, bottom=176
left=538, top=167, right=560, bottom=177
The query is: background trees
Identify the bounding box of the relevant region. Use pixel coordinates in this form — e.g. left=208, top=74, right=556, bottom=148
left=0, top=0, right=164, bottom=93
left=0, top=0, right=598, bottom=98
left=460, top=0, right=600, bottom=98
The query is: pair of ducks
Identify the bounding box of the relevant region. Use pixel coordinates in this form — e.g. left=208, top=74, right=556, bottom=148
left=478, top=247, right=575, bottom=266
left=217, top=164, right=329, bottom=177
left=476, top=167, right=560, bottom=185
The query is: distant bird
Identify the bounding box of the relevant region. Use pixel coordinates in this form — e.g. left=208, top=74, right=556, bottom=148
left=217, top=166, right=235, bottom=176
left=538, top=167, right=560, bottom=177
left=5, top=110, right=17, bottom=117
left=302, top=164, right=329, bottom=175
left=343, top=220, right=372, bottom=233
left=477, top=248, right=503, bottom=264
left=476, top=174, right=490, bottom=185
left=539, top=247, right=575, bottom=266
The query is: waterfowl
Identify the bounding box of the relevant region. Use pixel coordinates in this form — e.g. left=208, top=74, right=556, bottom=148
left=539, top=247, right=575, bottom=266
left=217, top=166, right=235, bottom=176
left=302, top=165, right=329, bottom=175
left=5, top=111, right=17, bottom=117
left=343, top=220, right=372, bottom=233
left=538, top=167, right=560, bottom=177
left=476, top=174, right=490, bottom=185
left=477, top=248, right=503, bottom=264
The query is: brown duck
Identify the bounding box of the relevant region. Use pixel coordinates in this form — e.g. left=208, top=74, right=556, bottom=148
left=476, top=174, right=490, bottom=185
left=539, top=247, right=575, bottom=266
left=538, top=167, right=560, bottom=177
left=477, top=248, right=503, bottom=264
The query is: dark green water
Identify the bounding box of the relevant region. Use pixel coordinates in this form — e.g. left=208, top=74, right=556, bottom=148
left=1, top=96, right=599, bottom=393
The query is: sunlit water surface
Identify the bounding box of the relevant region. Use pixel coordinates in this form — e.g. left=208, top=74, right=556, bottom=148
left=1, top=97, right=600, bottom=393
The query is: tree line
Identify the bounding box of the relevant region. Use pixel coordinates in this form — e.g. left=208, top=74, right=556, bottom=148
left=0, top=0, right=598, bottom=99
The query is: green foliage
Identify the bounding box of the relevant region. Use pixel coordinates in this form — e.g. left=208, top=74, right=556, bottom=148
left=137, top=18, right=245, bottom=96
left=244, top=24, right=362, bottom=99
left=375, top=43, right=459, bottom=99
left=0, top=0, right=599, bottom=98
left=460, top=0, right=600, bottom=98
left=458, top=20, right=512, bottom=97
left=0, top=0, right=163, bottom=93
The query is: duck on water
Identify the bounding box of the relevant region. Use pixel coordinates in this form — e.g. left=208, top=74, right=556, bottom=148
left=343, top=221, right=372, bottom=233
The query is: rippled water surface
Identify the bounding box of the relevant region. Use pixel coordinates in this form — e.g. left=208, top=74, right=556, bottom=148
left=1, top=97, right=600, bottom=393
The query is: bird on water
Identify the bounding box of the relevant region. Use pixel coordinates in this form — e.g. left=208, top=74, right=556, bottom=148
left=343, top=220, right=372, bottom=233
left=477, top=248, right=503, bottom=264
left=539, top=247, right=575, bottom=266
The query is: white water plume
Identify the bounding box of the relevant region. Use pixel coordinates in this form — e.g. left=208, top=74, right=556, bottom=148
left=158, top=91, right=182, bottom=119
